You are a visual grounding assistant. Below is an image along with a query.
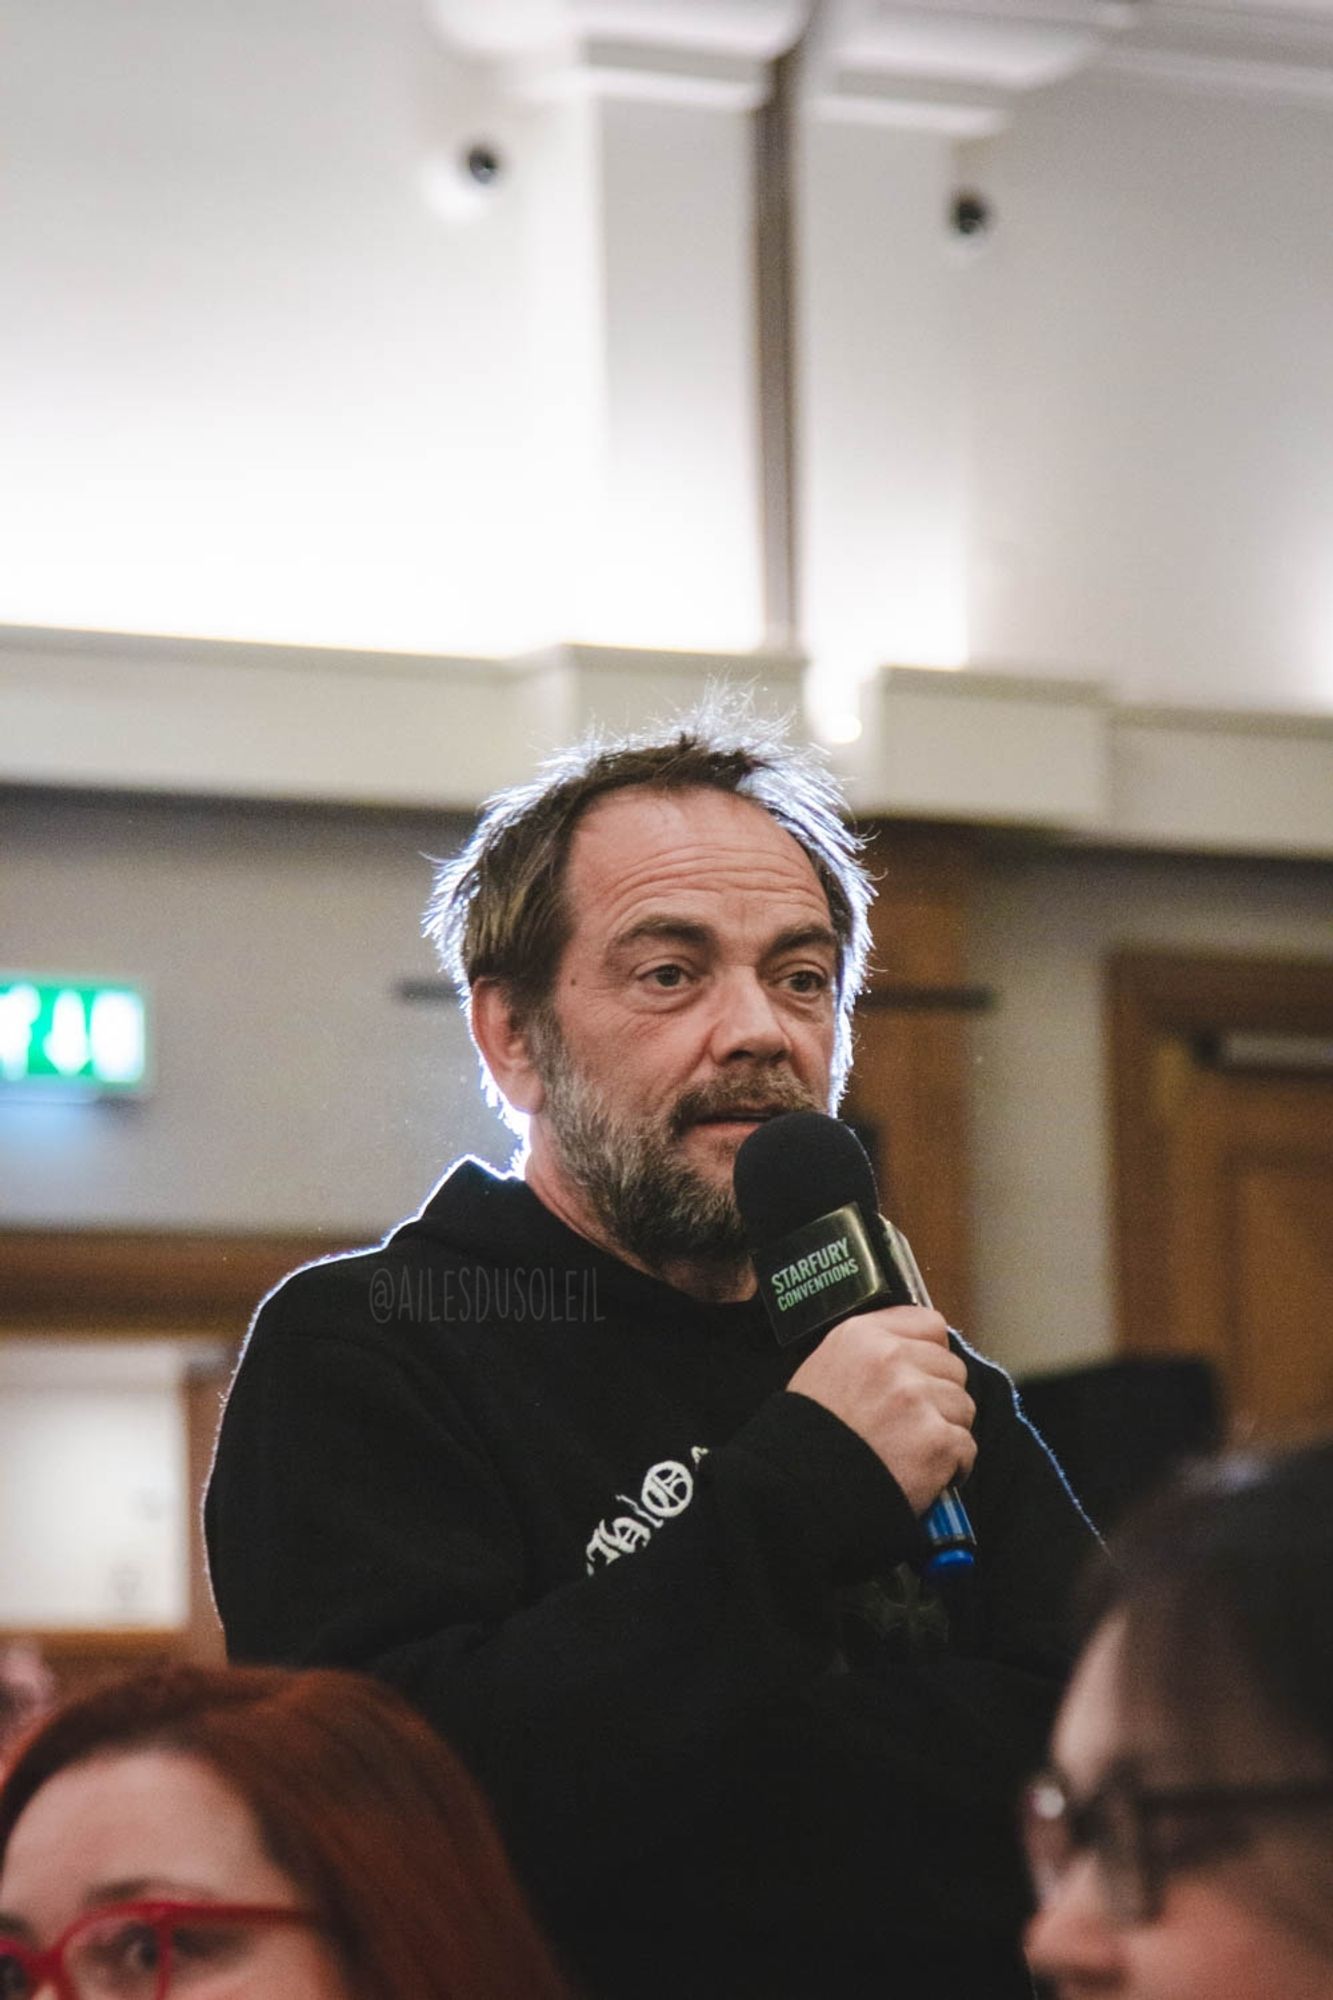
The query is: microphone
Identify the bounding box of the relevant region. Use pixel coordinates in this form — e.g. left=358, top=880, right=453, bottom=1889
left=734, top=1110, right=976, bottom=1579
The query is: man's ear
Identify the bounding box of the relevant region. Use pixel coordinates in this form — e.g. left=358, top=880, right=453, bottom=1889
left=470, top=979, right=546, bottom=1116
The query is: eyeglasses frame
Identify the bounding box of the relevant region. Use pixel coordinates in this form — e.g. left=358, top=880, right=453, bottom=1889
left=1023, top=1758, right=1333, bottom=1925
left=0, top=1896, right=322, bottom=2000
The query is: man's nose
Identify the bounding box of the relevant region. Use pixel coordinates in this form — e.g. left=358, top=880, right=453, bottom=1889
left=707, top=972, right=792, bottom=1063
left=1023, top=1857, right=1124, bottom=1990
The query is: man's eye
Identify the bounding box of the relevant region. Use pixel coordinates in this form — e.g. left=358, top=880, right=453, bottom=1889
left=785, top=968, right=829, bottom=995
left=645, top=964, right=688, bottom=989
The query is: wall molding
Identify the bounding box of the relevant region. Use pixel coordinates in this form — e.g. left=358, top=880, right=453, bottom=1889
left=799, top=2, right=1333, bottom=129
left=426, top=0, right=805, bottom=110
left=851, top=664, right=1331, bottom=857
left=2, top=626, right=1329, bottom=858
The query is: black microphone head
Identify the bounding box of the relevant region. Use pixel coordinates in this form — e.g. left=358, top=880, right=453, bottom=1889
left=733, top=1110, right=880, bottom=1252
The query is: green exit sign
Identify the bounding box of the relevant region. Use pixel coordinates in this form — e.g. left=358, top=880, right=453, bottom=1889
left=0, top=977, right=149, bottom=1094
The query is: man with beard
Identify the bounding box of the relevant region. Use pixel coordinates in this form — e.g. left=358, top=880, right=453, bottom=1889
left=206, top=714, right=1095, bottom=1999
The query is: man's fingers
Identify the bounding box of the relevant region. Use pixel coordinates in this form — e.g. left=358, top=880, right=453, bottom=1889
left=908, top=1344, right=970, bottom=1388
left=852, top=1305, right=951, bottom=1347
left=830, top=1313, right=969, bottom=1386
left=934, top=1383, right=977, bottom=1432
left=786, top=1309, right=980, bottom=1512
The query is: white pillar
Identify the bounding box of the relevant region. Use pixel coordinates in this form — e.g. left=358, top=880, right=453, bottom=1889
left=430, top=1, right=805, bottom=654
left=792, top=1, right=1122, bottom=747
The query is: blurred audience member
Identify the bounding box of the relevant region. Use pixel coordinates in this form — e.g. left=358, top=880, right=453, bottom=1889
left=0, top=1663, right=573, bottom=2000
left=1023, top=1437, right=1333, bottom=1999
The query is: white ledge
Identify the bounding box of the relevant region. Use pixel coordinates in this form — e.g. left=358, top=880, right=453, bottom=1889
left=426, top=0, right=806, bottom=65
left=846, top=664, right=1332, bottom=857
left=0, top=628, right=803, bottom=812
left=2, top=629, right=1329, bottom=857
left=802, top=0, right=1126, bottom=131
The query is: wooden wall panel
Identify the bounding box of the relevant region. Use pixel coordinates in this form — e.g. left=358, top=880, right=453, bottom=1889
left=844, top=826, right=981, bottom=1332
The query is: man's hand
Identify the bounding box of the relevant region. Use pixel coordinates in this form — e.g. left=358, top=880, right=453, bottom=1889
left=786, top=1308, right=977, bottom=1516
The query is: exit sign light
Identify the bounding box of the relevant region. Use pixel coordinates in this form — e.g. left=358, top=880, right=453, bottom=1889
left=0, top=977, right=149, bottom=1095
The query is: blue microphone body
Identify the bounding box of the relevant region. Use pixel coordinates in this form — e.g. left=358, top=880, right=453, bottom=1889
left=734, top=1112, right=977, bottom=1580
left=876, top=1212, right=977, bottom=1578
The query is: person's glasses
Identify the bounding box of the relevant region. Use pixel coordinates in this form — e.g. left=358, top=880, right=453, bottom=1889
left=1023, top=1760, right=1333, bottom=1925
left=0, top=1898, right=324, bottom=2000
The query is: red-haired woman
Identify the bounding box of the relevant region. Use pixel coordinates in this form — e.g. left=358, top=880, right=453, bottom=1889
left=0, top=1663, right=575, bottom=2000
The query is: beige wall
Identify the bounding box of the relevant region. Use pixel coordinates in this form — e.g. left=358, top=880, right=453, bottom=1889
left=0, top=790, right=506, bottom=1237
left=5, top=789, right=1327, bottom=1382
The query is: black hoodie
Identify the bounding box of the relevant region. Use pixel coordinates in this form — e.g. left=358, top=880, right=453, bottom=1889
left=206, top=1158, right=1095, bottom=1998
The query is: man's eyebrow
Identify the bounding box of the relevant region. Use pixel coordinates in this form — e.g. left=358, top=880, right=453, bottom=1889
left=0, top=1909, right=33, bottom=1941
left=606, top=918, right=716, bottom=956
left=605, top=919, right=840, bottom=963
left=764, top=923, right=839, bottom=960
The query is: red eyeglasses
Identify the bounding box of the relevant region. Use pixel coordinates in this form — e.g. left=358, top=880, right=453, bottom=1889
left=0, top=1897, right=324, bottom=2000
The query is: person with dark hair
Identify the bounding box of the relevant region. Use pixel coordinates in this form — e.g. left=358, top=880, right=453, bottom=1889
left=1023, top=1437, right=1333, bottom=1999
left=0, top=1663, right=572, bottom=2000
left=206, top=704, right=1097, bottom=1997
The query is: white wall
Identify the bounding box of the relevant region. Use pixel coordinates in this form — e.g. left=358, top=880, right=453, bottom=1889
left=0, top=1, right=767, bottom=661
left=594, top=97, right=763, bottom=651
left=0, top=1343, right=192, bottom=1626
left=799, top=118, right=970, bottom=686
left=963, top=73, right=1333, bottom=711
left=968, top=842, right=1333, bottom=1377
left=0, top=0, right=558, bottom=653
left=4, top=2, right=1333, bottom=723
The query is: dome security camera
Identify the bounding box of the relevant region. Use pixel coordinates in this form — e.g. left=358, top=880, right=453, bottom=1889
left=421, top=136, right=510, bottom=220
left=950, top=190, right=993, bottom=239
left=464, top=142, right=504, bottom=187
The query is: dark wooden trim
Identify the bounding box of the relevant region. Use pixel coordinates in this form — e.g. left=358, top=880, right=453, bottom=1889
left=0, top=1228, right=363, bottom=1334
left=857, top=984, right=995, bottom=1014
left=1109, top=951, right=1333, bottom=1038
left=1108, top=951, right=1333, bottom=1354
left=754, top=42, right=800, bottom=651
left=1, top=1626, right=178, bottom=1661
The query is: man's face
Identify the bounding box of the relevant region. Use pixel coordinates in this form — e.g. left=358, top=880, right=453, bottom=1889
left=525, top=786, right=841, bottom=1271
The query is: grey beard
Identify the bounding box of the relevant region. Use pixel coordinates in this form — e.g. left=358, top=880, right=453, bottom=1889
left=533, top=1026, right=819, bottom=1273
left=541, top=1064, right=749, bottom=1269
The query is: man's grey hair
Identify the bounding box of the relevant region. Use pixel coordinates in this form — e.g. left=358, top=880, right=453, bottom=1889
left=424, top=699, right=873, bottom=1096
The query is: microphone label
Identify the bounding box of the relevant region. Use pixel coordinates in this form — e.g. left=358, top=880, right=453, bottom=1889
left=753, top=1203, right=885, bottom=1346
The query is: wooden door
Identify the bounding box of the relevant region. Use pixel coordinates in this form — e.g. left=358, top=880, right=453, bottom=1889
left=1110, top=953, right=1333, bottom=1440
left=1166, top=1065, right=1333, bottom=1433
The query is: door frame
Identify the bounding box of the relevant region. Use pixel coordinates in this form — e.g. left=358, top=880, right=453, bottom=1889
left=1108, top=950, right=1333, bottom=1356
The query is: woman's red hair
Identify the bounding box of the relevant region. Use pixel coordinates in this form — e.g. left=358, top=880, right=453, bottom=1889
left=0, top=1664, right=573, bottom=2000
